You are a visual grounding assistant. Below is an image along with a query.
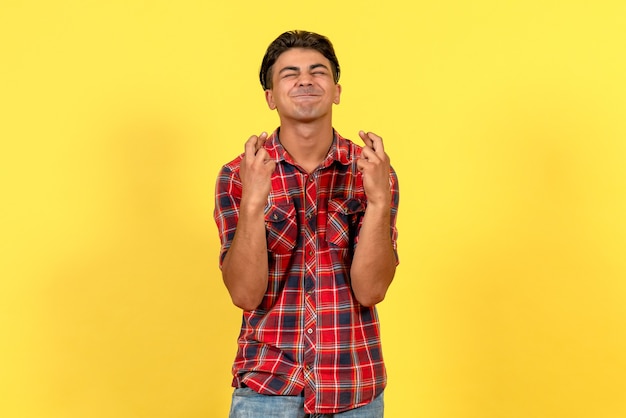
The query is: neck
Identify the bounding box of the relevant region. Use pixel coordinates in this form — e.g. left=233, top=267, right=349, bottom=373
left=278, top=118, right=334, bottom=173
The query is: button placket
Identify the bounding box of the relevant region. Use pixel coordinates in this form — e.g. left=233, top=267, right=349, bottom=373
left=301, top=170, right=318, bottom=370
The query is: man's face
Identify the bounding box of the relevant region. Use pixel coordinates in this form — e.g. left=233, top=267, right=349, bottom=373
left=265, top=48, right=341, bottom=123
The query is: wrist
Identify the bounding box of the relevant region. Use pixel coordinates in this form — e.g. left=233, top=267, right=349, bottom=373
left=365, top=193, right=392, bottom=210
left=364, top=200, right=392, bottom=217
left=240, top=194, right=267, bottom=216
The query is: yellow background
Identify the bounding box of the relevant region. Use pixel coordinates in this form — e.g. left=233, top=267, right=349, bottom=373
left=2, top=1, right=625, bottom=417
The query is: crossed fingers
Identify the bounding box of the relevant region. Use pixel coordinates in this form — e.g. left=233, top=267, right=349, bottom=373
left=244, top=132, right=269, bottom=159
left=358, top=130, right=388, bottom=163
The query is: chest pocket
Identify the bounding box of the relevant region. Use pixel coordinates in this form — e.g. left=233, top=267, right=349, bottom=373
left=265, top=203, right=298, bottom=254
left=326, top=198, right=366, bottom=248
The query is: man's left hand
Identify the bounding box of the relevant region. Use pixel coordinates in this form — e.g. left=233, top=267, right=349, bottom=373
left=357, top=130, right=392, bottom=208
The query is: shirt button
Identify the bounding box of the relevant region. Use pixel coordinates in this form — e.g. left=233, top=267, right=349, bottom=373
left=308, top=251, right=314, bottom=257
left=307, top=328, right=313, bottom=334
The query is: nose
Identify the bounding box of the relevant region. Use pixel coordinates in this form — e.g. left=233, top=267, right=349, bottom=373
left=297, top=72, right=313, bottom=86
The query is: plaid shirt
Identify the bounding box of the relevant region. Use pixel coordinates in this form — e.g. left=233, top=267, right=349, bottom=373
left=214, top=129, right=399, bottom=414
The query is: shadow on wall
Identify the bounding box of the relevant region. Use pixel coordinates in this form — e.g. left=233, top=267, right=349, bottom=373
left=40, top=105, right=237, bottom=417
left=417, top=86, right=625, bottom=417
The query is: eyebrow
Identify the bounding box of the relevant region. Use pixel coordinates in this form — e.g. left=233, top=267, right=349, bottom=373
left=278, top=63, right=330, bottom=75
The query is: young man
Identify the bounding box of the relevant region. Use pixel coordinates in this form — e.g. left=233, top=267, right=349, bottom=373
left=214, top=30, right=399, bottom=417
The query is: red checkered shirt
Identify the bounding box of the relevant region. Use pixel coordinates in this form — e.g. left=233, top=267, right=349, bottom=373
left=214, top=129, right=399, bottom=414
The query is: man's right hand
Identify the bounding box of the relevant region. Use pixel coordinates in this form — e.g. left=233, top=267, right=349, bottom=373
left=239, top=132, right=276, bottom=208
left=222, top=132, right=275, bottom=310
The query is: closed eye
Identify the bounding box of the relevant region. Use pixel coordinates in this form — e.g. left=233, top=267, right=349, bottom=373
left=310, top=63, right=330, bottom=76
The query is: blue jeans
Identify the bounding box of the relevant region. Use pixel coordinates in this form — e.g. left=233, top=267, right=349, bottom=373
left=228, top=387, right=384, bottom=418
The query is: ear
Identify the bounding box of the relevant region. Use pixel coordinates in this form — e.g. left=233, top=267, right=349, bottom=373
left=265, top=89, right=277, bottom=110
left=333, top=84, right=342, bottom=105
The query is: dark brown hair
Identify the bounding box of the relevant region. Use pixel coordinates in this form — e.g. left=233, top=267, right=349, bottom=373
left=259, top=30, right=341, bottom=90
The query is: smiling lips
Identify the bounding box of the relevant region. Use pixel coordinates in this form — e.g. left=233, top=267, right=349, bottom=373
left=290, top=87, right=322, bottom=98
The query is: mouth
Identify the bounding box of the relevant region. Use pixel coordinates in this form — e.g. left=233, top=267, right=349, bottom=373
left=291, top=88, right=323, bottom=98
left=291, top=94, right=322, bottom=99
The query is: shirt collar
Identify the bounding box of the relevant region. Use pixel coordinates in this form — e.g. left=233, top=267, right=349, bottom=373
left=265, top=128, right=354, bottom=168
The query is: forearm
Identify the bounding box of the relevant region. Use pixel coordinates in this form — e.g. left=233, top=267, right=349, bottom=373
left=222, top=199, right=268, bottom=311
left=350, top=203, right=397, bottom=307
